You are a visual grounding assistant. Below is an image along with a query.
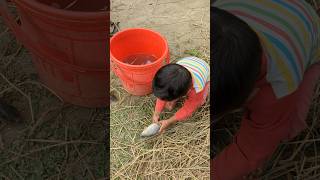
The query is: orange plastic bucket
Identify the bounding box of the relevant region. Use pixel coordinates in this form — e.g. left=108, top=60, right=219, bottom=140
left=0, top=0, right=108, bottom=107
left=110, top=28, right=170, bottom=96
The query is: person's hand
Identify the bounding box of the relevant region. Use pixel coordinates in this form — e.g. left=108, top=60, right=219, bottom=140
left=153, top=111, right=160, bottom=123
left=159, top=120, right=171, bottom=133
left=159, top=117, right=177, bottom=133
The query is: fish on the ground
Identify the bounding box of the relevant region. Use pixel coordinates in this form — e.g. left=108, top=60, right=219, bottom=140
left=140, top=123, right=160, bottom=137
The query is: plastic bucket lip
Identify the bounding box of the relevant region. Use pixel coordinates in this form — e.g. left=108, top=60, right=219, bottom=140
left=110, top=28, right=169, bottom=69
left=13, top=0, right=107, bottom=20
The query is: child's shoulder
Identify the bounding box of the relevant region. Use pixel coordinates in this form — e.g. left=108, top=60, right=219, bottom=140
left=176, top=56, right=209, bottom=68
left=176, top=56, right=210, bottom=92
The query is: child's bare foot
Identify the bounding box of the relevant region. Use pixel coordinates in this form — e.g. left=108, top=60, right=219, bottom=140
left=165, top=100, right=177, bottom=111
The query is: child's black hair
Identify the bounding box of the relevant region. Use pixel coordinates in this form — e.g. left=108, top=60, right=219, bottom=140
left=212, top=6, right=262, bottom=116
left=152, top=64, right=192, bottom=101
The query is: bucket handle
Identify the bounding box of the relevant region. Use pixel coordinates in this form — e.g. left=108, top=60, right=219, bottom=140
left=111, top=52, right=170, bottom=85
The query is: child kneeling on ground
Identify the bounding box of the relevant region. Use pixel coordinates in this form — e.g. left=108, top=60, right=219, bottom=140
left=212, top=0, right=320, bottom=179
left=152, top=56, right=210, bottom=132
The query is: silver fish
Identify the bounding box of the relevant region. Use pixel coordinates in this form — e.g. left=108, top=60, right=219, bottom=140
left=140, top=123, right=160, bottom=137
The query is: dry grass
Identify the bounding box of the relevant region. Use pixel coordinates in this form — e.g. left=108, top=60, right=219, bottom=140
left=0, top=3, right=107, bottom=179
left=110, top=75, right=210, bottom=179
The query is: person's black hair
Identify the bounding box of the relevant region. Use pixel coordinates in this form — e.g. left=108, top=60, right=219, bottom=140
left=152, top=64, right=192, bottom=101
left=212, top=6, right=262, bottom=116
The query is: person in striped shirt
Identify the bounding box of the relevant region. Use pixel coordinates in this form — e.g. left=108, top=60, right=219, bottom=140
left=152, top=56, right=210, bottom=132
left=212, top=0, right=320, bottom=179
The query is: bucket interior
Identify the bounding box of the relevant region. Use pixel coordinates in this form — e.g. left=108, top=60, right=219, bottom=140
left=110, top=29, right=167, bottom=64
left=35, top=0, right=108, bottom=12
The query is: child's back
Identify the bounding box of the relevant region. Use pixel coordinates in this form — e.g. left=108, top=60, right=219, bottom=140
left=214, top=0, right=320, bottom=110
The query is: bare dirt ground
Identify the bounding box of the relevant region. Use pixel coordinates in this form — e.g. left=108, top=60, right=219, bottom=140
left=110, top=0, right=210, bottom=179
left=0, top=4, right=107, bottom=180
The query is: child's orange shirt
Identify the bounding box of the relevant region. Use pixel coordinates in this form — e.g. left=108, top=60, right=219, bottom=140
left=155, top=82, right=209, bottom=121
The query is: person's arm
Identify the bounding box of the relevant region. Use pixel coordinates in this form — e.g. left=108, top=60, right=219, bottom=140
left=158, top=91, right=202, bottom=132
left=158, top=87, right=206, bottom=132
left=159, top=115, right=177, bottom=133
left=174, top=87, right=206, bottom=121
left=155, top=98, right=165, bottom=113
left=153, top=98, right=166, bottom=123
left=212, top=84, right=297, bottom=180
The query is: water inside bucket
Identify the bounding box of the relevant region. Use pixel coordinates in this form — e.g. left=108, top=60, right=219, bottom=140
left=38, top=0, right=108, bottom=11
left=123, top=54, right=157, bottom=65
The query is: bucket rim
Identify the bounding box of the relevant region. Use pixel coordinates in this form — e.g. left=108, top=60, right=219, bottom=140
left=14, top=0, right=107, bottom=20
left=110, top=28, right=169, bottom=69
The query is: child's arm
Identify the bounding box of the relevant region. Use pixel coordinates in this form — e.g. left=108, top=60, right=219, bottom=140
left=158, top=96, right=200, bottom=132
left=212, top=84, right=296, bottom=179
left=158, top=86, right=207, bottom=132
left=153, top=98, right=166, bottom=122
left=159, top=115, right=177, bottom=133
left=155, top=98, right=166, bottom=112
left=213, top=64, right=320, bottom=179
left=174, top=95, right=201, bottom=121
left=174, top=86, right=207, bottom=121
left=212, top=61, right=320, bottom=180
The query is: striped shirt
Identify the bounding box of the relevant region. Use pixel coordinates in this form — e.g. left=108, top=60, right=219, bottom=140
left=215, top=0, right=320, bottom=98
left=177, top=56, right=210, bottom=93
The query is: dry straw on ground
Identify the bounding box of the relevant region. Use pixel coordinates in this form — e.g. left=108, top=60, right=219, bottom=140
left=110, top=31, right=210, bottom=180
left=111, top=87, right=210, bottom=179
left=110, top=50, right=210, bottom=179
left=0, top=3, right=107, bottom=179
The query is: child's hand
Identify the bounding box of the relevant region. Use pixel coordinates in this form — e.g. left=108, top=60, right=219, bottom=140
left=159, top=117, right=177, bottom=133
left=153, top=111, right=160, bottom=123
left=159, top=120, right=171, bottom=133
